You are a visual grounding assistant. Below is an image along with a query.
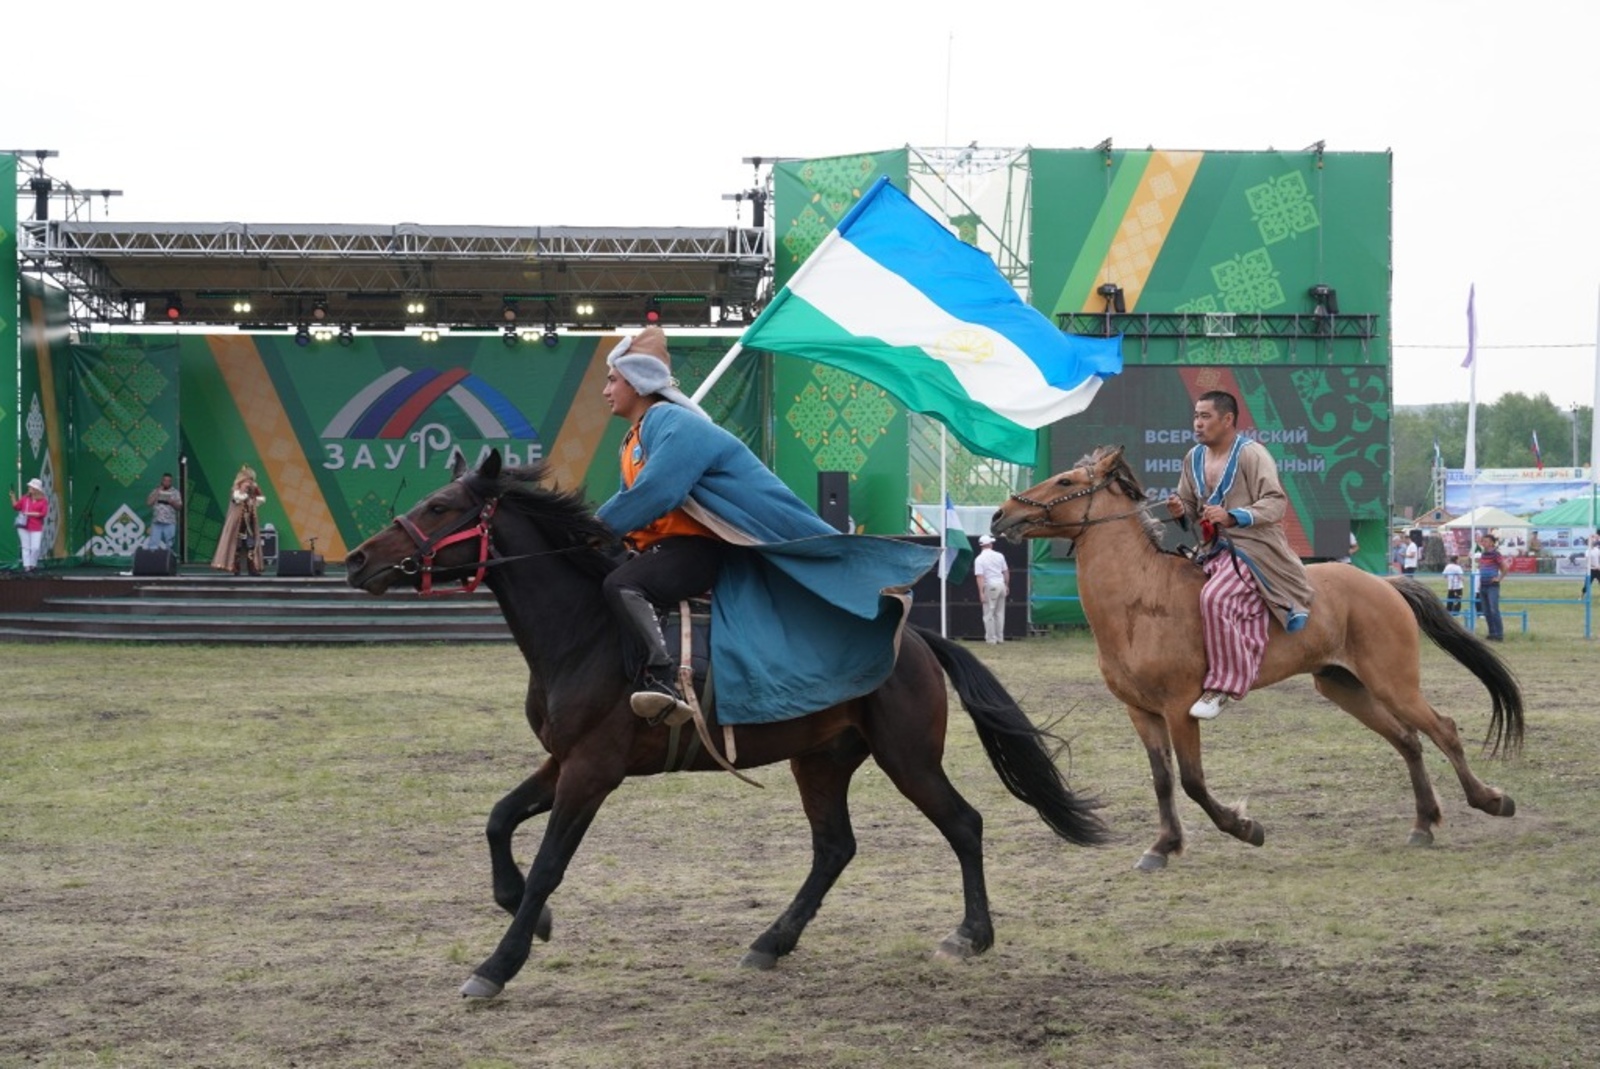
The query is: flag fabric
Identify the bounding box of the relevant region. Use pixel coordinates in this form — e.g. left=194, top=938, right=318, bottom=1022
left=1531, top=430, right=1543, bottom=471
left=937, top=493, right=973, bottom=584
left=1463, top=284, right=1478, bottom=476
left=739, top=176, right=1124, bottom=466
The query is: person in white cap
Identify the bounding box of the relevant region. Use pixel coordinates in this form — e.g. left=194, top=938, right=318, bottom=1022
left=10, top=477, right=50, bottom=572
left=973, top=533, right=1010, bottom=643
left=595, top=325, right=938, bottom=724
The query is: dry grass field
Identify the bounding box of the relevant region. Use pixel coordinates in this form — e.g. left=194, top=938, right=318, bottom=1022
left=2, top=607, right=1596, bottom=1067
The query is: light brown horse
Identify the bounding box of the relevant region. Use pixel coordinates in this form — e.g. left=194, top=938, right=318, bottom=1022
left=990, top=446, right=1524, bottom=871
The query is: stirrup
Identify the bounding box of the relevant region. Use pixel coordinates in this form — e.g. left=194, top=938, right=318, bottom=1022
left=630, top=676, right=693, bottom=727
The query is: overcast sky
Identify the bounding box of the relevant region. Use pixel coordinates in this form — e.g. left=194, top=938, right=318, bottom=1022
left=7, top=0, right=1596, bottom=410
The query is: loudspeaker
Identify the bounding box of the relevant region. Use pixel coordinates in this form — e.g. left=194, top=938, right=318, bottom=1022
left=277, top=550, right=320, bottom=577
left=132, top=547, right=177, bottom=576
left=818, top=471, right=850, bottom=533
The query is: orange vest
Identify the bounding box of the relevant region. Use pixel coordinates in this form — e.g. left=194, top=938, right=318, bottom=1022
left=620, top=419, right=715, bottom=550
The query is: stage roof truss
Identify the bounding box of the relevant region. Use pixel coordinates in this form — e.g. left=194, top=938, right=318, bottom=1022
left=19, top=219, right=772, bottom=330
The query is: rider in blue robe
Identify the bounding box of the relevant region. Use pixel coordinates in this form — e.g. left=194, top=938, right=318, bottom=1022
left=596, top=328, right=937, bottom=724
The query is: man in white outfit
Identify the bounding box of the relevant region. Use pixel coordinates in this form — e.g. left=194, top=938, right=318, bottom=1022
left=973, top=534, right=1010, bottom=644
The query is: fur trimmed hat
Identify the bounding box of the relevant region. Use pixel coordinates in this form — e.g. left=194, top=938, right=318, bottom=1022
left=607, top=327, right=708, bottom=420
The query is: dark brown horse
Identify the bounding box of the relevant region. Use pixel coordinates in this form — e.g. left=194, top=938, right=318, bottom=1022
left=991, top=446, right=1524, bottom=871
left=345, top=450, right=1107, bottom=999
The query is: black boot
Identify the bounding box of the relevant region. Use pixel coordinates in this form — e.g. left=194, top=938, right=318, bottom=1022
left=616, top=589, right=692, bottom=723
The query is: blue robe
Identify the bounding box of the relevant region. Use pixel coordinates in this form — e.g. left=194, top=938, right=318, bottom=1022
left=597, top=403, right=938, bottom=723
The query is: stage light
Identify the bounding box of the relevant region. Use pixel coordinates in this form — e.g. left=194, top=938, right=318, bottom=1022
left=502, top=300, right=518, bottom=323
left=405, top=300, right=426, bottom=316
left=574, top=301, right=594, bottom=317
left=311, top=299, right=328, bottom=322
left=1097, top=283, right=1126, bottom=315
left=502, top=328, right=519, bottom=349
left=337, top=324, right=354, bottom=347
left=294, top=324, right=311, bottom=347
left=420, top=328, right=440, bottom=343
left=232, top=300, right=252, bottom=314
left=165, top=295, right=183, bottom=321
left=1309, top=284, right=1340, bottom=316
left=645, top=297, right=660, bottom=324
left=542, top=329, right=559, bottom=348
left=311, top=325, right=336, bottom=342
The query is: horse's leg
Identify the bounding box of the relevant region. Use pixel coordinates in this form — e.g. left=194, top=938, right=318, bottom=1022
left=462, top=754, right=623, bottom=1000
left=862, top=709, right=993, bottom=961
left=1167, top=713, right=1267, bottom=849
left=1125, top=705, right=1185, bottom=871
left=1366, top=681, right=1517, bottom=819
left=741, top=739, right=870, bottom=971
left=486, top=757, right=559, bottom=926
left=1313, top=669, right=1443, bottom=846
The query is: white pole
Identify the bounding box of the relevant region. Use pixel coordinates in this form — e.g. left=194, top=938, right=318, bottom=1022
left=1590, top=284, right=1600, bottom=533
left=688, top=342, right=744, bottom=405
left=940, top=423, right=950, bottom=638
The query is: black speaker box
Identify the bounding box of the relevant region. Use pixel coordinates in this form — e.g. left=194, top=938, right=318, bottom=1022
left=277, top=549, right=322, bottom=577
left=818, top=471, right=850, bottom=533
left=132, top=547, right=177, bottom=576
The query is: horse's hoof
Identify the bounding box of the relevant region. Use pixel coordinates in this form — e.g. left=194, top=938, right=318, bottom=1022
left=739, top=950, right=778, bottom=971
left=1407, top=828, right=1435, bottom=847
left=535, top=904, right=553, bottom=943
left=460, top=974, right=504, bottom=1000
left=935, top=932, right=977, bottom=960
left=1498, top=794, right=1516, bottom=818
left=1135, top=851, right=1168, bottom=872
left=1245, top=821, right=1266, bottom=847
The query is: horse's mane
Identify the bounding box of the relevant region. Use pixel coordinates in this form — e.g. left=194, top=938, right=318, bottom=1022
left=482, top=462, right=622, bottom=581
left=1074, top=446, right=1169, bottom=550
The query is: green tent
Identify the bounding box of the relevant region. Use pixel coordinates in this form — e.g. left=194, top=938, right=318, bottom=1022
left=1529, top=494, right=1600, bottom=528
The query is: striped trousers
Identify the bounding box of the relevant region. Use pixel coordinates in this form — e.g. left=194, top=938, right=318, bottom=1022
left=1200, top=551, right=1269, bottom=699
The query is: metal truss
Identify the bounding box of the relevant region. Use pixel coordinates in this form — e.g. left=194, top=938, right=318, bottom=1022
left=1057, top=311, right=1381, bottom=351
left=907, top=145, right=1031, bottom=293
left=14, top=185, right=771, bottom=329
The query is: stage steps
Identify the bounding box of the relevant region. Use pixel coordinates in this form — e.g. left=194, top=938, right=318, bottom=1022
left=0, top=570, right=512, bottom=644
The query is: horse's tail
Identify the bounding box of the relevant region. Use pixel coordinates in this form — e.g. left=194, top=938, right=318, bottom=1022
left=1386, top=577, right=1525, bottom=757
left=914, top=626, right=1110, bottom=846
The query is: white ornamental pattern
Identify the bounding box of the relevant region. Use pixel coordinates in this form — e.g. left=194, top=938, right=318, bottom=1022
left=79, top=503, right=148, bottom=559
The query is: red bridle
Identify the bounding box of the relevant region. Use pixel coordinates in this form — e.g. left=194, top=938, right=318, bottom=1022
left=392, top=497, right=499, bottom=596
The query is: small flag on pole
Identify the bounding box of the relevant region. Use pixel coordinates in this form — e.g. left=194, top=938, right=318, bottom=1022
left=739, top=176, right=1123, bottom=466
left=1433, top=438, right=1443, bottom=470
left=1531, top=430, right=1544, bottom=471
left=937, top=493, right=974, bottom=584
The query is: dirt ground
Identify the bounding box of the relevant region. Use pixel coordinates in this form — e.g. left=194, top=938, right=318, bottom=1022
left=3, top=639, right=1597, bottom=1068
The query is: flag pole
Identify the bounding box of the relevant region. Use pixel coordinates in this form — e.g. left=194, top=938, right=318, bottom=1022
left=940, top=424, right=950, bottom=638
left=1463, top=284, right=1480, bottom=629
left=1589, top=284, right=1600, bottom=636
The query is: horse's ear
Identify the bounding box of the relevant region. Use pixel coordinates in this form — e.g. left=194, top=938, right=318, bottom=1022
left=449, top=448, right=469, bottom=480
left=1096, top=445, right=1125, bottom=474
left=478, top=448, right=503, bottom=481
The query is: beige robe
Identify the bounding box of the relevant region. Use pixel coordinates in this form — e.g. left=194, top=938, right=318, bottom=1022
left=211, top=482, right=266, bottom=574
left=1176, top=436, right=1314, bottom=629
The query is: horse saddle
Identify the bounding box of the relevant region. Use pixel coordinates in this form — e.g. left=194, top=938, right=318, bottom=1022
left=660, top=599, right=712, bottom=705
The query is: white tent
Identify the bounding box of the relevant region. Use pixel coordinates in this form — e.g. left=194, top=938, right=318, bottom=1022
left=1442, top=505, right=1532, bottom=529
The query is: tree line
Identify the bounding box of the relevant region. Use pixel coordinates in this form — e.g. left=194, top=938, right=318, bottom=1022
left=1393, top=393, right=1594, bottom=515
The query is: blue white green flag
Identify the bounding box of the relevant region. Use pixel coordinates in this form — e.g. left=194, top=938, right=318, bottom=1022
left=938, top=493, right=973, bottom=585
left=739, top=176, right=1123, bottom=466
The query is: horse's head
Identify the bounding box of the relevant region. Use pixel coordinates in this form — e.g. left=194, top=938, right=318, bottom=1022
left=990, top=445, right=1149, bottom=542
left=345, top=449, right=503, bottom=595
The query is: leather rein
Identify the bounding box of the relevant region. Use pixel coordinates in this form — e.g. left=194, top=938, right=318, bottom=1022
left=1006, top=470, right=1185, bottom=544
left=390, top=486, right=591, bottom=596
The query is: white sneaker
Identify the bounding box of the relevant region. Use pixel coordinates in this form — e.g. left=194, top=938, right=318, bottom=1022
left=1189, top=690, right=1230, bottom=720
